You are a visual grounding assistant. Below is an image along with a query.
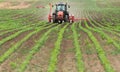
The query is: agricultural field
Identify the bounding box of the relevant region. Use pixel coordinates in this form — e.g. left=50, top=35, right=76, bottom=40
left=0, top=0, right=120, bottom=72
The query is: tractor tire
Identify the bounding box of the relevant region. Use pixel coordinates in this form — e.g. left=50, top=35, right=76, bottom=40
left=65, top=15, right=69, bottom=22
left=58, top=20, right=62, bottom=24
left=53, top=15, right=57, bottom=23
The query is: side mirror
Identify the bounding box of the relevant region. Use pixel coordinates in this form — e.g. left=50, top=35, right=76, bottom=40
left=49, top=3, right=54, bottom=7
left=52, top=5, right=54, bottom=7
left=68, top=5, right=70, bottom=8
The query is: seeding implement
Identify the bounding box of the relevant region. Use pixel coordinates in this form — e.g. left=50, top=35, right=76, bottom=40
left=48, top=2, right=88, bottom=23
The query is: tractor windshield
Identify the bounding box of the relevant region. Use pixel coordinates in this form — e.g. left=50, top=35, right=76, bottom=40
left=56, top=4, right=65, bottom=11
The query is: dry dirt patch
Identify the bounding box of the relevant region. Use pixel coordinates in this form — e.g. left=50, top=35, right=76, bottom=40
left=0, top=2, right=31, bottom=9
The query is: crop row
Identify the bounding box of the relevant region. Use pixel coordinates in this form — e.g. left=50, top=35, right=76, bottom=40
left=0, top=7, right=43, bottom=30
left=90, top=8, right=120, bottom=32
left=0, top=23, right=55, bottom=64
left=79, top=22, right=115, bottom=72
left=0, top=21, right=47, bottom=36
left=47, top=24, right=68, bottom=72
left=18, top=24, right=60, bottom=72
left=85, top=20, right=120, bottom=49
left=0, top=22, right=49, bottom=46
left=71, top=23, right=85, bottom=72
left=84, top=9, right=120, bottom=50
left=83, top=7, right=120, bottom=38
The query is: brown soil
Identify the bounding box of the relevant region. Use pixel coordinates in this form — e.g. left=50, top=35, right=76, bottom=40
left=0, top=2, right=11, bottom=8
left=57, top=39, right=78, bottom=72
left=0, top=30, right=43, bottom=72
left=80, top=31, right=105, bottom=72
left=0, top=2, right=31, bottom=9
left=94, top=32, right=120, bottom=72
left=25, top=30, right=58, bottom=72
left=107, top=55, right=120, bottom=72
left=110, top=0, right=120, bottom=7
left=36, top=5, right=45, bottom=8
left=0, top=36, right=2, bottom=40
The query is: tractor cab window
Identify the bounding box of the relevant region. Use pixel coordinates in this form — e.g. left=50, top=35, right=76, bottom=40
left=56, top=5, right=65, bottom=11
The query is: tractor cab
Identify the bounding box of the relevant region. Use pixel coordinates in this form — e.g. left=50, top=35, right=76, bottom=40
left=56, top=3, right=67, bottom=11
left=55, top=3, right=70, bottom=15
left=52, top=3, right=70, bottom=23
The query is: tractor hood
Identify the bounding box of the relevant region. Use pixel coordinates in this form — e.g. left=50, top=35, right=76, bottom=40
left=57, top=11, right=64, bottom=16
left=57, top=11, right=64, bottom=19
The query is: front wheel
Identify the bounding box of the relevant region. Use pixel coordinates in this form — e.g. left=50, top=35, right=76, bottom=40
left=58, top=20, right=62, bottom=24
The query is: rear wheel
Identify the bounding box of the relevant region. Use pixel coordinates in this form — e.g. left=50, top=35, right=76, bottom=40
left=53, top=15, right=57, bottom=23
left=65, top=15, right=69, bottom=22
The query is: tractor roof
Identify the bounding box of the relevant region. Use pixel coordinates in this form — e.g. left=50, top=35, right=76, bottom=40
left=56, top=2, right=67, bottom=5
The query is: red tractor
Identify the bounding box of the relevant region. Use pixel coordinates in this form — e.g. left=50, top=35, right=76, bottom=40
left=48, top=2, right=74, bottom=23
